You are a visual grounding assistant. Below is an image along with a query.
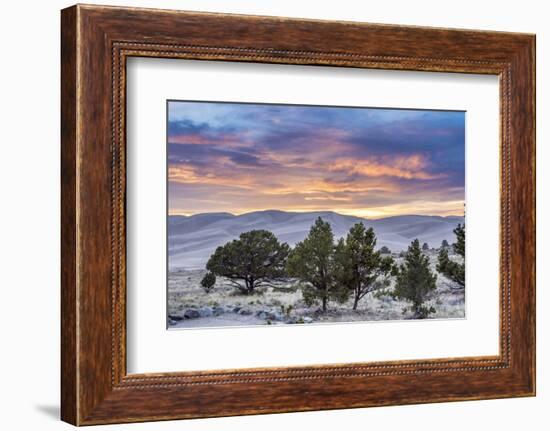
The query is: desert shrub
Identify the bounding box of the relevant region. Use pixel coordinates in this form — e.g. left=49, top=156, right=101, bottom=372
left=200, top=272, right=216, bottom=293
left=373, top=288, right=394, bottom=300
left=280, top=304, right=294, bottom=317
left=379, top=245, right=391, bottom=254
left=206, top=230, right=290, bottom=295
left=393, top=239, right=437, bottom=318
left=300, top=284, right=320, bottom=308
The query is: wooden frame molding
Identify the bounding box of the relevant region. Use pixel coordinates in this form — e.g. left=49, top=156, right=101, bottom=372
left=61, top=4, right=535, bottom=425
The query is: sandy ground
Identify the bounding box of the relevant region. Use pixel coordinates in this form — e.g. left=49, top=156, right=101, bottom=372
left=168, top=251, right=465, bottom=329
left=170, top=314, right=265, bottom=329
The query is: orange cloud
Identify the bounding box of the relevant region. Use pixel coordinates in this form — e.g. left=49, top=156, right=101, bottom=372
left=168, top=165, right=255, bottom=189
left=328, top=155, right=444, bottom=180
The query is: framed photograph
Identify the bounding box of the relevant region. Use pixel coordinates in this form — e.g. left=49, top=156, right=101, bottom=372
left=165, top=100, right=467, bottom=330
left=61, top=4, right=535, bottom=425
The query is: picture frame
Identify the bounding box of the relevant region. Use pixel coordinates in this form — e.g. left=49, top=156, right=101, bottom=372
left=61, top=4, right=535, bottom=425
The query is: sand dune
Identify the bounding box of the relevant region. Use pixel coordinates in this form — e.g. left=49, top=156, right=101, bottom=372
left=168, top=210, right=464, bottom=270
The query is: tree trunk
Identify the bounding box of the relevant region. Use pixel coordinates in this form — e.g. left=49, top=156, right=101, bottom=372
left=322, top=295, right=327, bottom=312
left=352, top=292, right=360, bottom=310
left=245, top=278, right=253, bottom=295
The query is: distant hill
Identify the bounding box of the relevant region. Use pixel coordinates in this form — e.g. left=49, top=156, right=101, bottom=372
left=168, top=210, right=464, bottom=270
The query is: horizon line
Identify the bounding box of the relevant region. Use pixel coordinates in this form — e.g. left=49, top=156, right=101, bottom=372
left=168, top=209, right=465, bottom=220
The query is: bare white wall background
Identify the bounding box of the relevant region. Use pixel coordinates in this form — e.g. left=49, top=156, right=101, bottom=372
left=0, top=1, right=546, bottom=429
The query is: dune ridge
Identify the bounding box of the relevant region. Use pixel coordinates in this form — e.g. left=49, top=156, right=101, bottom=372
left=169, top=210, right=464, bottom=270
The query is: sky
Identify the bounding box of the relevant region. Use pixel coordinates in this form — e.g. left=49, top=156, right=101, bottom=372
left=167, top=101, right=465, bottom=219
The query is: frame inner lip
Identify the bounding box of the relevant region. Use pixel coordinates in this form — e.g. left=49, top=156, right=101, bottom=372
left=115, top=45, right=511, bottom=384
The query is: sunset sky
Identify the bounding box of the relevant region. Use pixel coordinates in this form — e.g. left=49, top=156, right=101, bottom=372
left=167, top=101, right=465, bottom=219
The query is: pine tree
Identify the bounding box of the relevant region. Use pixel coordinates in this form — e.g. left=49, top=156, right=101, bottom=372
left=422, top=242, right=430, bottom=251
left=393, top=239, right=437, bottom=318
left=287, top=217, right=339, bottom=311
left=436, top=224, right=465, bottom=288
left=453, top=223, right=465, bottom=257
left=335, top=223, right=394, bottom=310
left=206, top=230, right=290, bottom=294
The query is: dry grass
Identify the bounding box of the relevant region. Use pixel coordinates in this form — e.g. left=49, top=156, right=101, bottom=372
left=168, top=251, right=465, bottom=329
